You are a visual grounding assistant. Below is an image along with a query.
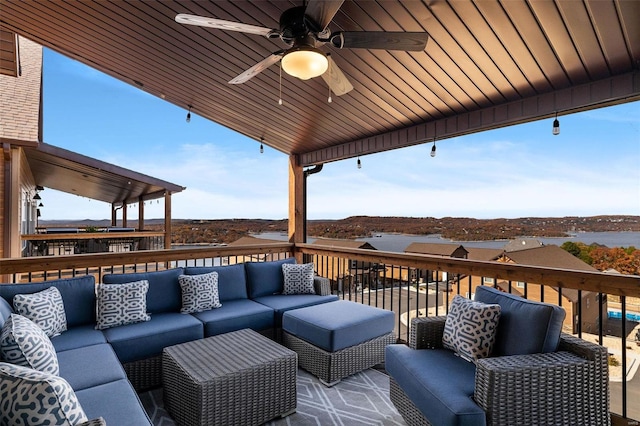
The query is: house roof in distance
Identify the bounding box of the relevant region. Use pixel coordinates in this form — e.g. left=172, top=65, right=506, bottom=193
left=311, top=238, right=376, bottom=250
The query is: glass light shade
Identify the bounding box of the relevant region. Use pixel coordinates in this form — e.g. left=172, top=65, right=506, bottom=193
left=282, top=47, right=328, bottom=80
left=552, top=118, right=560, bottom=135
left=430, top=143, right=436, bottom=157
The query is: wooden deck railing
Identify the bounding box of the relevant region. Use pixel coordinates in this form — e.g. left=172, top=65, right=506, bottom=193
left=1, top=242, right=639, bottom=423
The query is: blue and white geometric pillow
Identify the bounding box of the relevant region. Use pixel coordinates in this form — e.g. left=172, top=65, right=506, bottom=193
left=0, top=314, right=59, bottom=375
left=95, top=280, right=151, bottom=330
left=282, top=263, right=316, bottom=295
left=442, top=295, right=501, bottom=363
left=0, top=362, right=88, bottom=426
left=178, top=272, right=222, bottom=314
left=13, top=286, right=67, bottom=337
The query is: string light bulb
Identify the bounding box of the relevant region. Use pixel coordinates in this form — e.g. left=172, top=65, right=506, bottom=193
left=260, top=137, right=264, bottom=154
left=186, top=105, right=192, bottom=123
left=357, top=157, right=362, bottom=169
left=552, top=112, right=560, bottom=135
left=430, top=140, right=436, bottom=157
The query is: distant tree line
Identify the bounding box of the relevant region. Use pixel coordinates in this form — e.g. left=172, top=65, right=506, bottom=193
left=561, top=242, right=640, bottom=275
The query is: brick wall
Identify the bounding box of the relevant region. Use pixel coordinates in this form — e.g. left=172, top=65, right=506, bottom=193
left=0, top=36, right=42, bottom=142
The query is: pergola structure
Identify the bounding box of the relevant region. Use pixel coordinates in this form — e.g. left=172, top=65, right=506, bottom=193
left=1, top=0, right=639, bottom=245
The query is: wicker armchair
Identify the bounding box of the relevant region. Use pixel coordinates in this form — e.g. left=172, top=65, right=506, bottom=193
left=390, top=316, right=610, bottom=426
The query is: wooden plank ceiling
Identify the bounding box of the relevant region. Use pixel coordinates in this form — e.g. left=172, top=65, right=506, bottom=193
left=1, top=0, right=638, bottom=166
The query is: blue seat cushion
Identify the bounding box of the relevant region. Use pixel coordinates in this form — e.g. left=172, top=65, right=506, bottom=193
left=245, top=258, right=295, bottom=299
left=386, top=344, right=486, bottom=426
left=102, top=312, right=202, bottom=363
left=254, top=294, right=338, bottom=327
left=184, top=264, right=248, bottom=301
left=283, top=300, right=393, bottom=351
left=51, top=324, right=107, bottom=352
left=474, top=286, right=566, bottom=356
left=75, top=379, right=152, bottom=426
left=0, top=276, right=96, bottom=327
left=191, top=299, right=274, bottom=337
left=102, top=268, right=184, bottom=314
left=58, top=343, right=126, bottom=391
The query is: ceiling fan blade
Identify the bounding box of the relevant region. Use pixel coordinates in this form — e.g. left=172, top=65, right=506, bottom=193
left=333, top=31, right=428, bottom=51
left=175, top=14, right=275, bottom=37
left=229, top=53, right=283, bottom=84
left=304, top=0, right=345, bottom=32
left=321, top=56, right=353, bottom=96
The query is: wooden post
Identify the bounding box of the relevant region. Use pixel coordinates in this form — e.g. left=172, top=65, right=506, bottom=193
left=288, top=154, right=304, bottom=262
left=111, top=204, right=117, bottom=227
left=164, top=191, right=171, bottom=249
left=138, top=197, right=144, bottom=231
left=122, top=202, right=128, bottom=228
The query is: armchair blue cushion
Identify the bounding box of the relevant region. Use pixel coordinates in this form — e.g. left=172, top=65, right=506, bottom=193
left=103, top=268, right=184, bottom=314
left=245, top=258, right=295, bottom=299
left=386, top=344, right=486, bottom=426
left=0, top=276, right=96, bottom=328
left=185, top=264, right=248, bottom=301
left=474, top=286, right=565, bottom=356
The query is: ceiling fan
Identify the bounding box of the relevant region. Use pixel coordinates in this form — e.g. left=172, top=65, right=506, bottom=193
left=175, top=0, right=428, bottom=96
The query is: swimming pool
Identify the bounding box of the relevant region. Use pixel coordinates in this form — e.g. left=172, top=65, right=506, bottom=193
left=608, top=310, right=640, bottom=322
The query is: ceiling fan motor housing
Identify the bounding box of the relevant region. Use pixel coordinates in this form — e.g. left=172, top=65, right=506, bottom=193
left=279, top=6, right=311, bottom=44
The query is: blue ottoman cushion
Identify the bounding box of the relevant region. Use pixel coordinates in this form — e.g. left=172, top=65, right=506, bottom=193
left=474, top=286, right=565, bottom=356
left=386, top=344, right=486, bottom=426
left=283, top=300, right=394, bottom=352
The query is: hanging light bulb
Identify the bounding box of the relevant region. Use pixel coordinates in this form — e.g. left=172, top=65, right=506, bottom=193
left=357, top=157, right=362, bottom=169
left=186, top=105, right=192, bottom=123
left=260, top=137, right=264, bottom=154
left=430, top=140, right=437, bottom=157
left=552, top=112, right=560, bottom=135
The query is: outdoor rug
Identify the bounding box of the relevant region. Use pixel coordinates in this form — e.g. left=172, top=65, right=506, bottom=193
left=139, top=367, right=406, bottom=425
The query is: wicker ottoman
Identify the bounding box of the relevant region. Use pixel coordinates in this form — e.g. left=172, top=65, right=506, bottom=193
left=282, top=300, right=395, bottom=386
left=162, top=328, right=297, bottom=426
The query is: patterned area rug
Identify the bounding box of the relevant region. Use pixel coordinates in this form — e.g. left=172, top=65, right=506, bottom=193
left=139, top=367, right=406, bottom=425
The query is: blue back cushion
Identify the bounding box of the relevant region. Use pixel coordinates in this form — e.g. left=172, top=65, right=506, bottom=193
left=474, top=285, right=566, bottom=356
left=245, top=258, right=295, bottom=299
left=102, top=268, right=184, bottom=314
left=0, top=276, right=96, bottom=327
left=184, top=264, right=248, bottom=301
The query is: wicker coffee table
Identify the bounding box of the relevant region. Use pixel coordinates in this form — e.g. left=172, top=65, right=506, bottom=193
left=162, top=328, right=297, bottom=426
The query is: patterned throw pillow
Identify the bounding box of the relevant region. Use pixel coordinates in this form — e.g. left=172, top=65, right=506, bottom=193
left=282, top=263, right=316, bottom=295
left=13, top=286, right=67, bottom=337
left=178, top=272, right=222, bottom=314
left=0, top=362, right=88, bottom=426
left=95, top=280, right=151, bottom=330
left=442, top=295, right=501, bottom=363
left=0, top=314, right=59, bottom=375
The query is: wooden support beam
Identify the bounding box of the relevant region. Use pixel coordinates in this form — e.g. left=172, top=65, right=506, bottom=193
left=288, top=154, right=304, bottom=262
left=138, top=197, right=144, bottom=231
left=164, top=191, right=171, bottom=249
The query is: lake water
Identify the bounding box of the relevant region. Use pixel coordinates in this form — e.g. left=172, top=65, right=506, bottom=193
left=255, top=231, right=640, bottom=253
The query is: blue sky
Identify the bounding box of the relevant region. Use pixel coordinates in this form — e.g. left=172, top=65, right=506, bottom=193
left=42, top=49, right=640, bottom=221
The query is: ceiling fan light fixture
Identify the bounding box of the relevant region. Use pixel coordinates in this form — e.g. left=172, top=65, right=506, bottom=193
left=281, top=45, right=328, bottom=80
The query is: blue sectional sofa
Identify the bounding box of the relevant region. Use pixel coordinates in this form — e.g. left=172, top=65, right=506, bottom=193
left=0, top=258, right=338, bottom=425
